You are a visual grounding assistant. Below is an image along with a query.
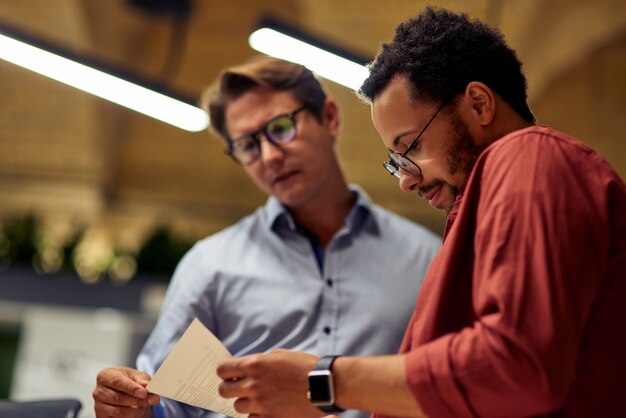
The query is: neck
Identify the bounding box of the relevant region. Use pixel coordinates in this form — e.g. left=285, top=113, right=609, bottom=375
left=485, top=101, right=534, bottom=146
left=288, top=183, right=355, bottom=248
left=496, top=114, right=533, bottom=139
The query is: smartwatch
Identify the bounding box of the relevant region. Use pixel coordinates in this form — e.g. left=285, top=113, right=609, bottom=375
left=307, top=355, right=345, bottom=413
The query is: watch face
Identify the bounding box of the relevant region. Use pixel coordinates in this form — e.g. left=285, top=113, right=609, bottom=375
left=308, top=371, right=333, bottom=404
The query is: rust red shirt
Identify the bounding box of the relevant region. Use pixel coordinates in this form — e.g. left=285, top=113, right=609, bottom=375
left=374, top=126, right=626, bottom=418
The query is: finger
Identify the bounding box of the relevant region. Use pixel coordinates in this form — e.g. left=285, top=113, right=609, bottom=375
left=126, top=369, right=152, bottom=387
left=218, top=377, right=248, bottom=399
left=93, top=385, right=155, bottom=408
left=216, top=357, right=249, bottom=380
left=233, top=397, right=252, bottom=414
left=97, top=369, right=148, bottom=399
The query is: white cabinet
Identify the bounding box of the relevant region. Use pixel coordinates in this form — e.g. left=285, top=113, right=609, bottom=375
left=10, top=306, right=136, bottom=418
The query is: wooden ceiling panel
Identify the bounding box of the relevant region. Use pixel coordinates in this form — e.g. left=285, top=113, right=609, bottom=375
left=0, top=0, right=625, bottom=240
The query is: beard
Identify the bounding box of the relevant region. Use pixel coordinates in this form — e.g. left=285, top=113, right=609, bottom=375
left=447, top=110, right=485, bottom=177
left=418, top=109, right=486, bottom=214
left=445, top=110, right=486, bottom=198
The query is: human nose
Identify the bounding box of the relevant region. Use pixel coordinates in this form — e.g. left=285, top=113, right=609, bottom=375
left=258, top=133, right=285, bottom=164
left=398, top=169, right=421, bottom=193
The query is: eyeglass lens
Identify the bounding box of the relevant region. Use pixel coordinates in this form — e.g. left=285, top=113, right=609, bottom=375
left=231, top=112, right=299, bottom=165
left=266, top=115, right=296, bottom=144
left=383, top=161, right=400, bottom=178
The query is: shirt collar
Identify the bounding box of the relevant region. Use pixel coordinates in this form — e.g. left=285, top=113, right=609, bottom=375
left=443, top=190, right=464, bottom=239
left=263, top=185, right=377, bottom=236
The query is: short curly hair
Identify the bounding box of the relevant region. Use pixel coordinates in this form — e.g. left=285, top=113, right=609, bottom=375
left=200, top=56, right=327, bottom=145
left=359, top=6, right=535, bottom=123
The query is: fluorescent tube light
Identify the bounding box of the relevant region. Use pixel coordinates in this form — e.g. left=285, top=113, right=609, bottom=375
left=0, top=30, right=208, bottom=132
left=249, top=18, right=370, bottom=91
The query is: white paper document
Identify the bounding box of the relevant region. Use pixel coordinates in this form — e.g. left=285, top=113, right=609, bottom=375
left=147, top=318, right=246, bottom=418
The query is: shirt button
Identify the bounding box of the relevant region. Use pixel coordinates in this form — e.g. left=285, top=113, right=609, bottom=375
left=326, top=278, right=333, bottom=287
left=323, top=326, right=331, bottom=335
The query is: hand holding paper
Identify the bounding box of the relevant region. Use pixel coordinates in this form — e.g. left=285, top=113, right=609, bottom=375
left=216, top=349, right=322, bottom=418
left=146, top=318, right=246, bottom=418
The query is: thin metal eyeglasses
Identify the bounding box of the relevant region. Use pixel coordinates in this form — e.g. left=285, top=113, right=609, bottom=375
left=383, top=102, right=446, bottom=178
left=226, top=105, right=308, bottom=165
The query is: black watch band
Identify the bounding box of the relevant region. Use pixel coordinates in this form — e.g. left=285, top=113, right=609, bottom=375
left=307, top=355, right=345, bottom=413
left=314, top=355, right=339, bottom=372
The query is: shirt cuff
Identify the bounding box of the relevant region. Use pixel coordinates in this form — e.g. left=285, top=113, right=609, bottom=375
left=405, top=335, right=474, bottom=418
left=152, top=403, right=166, bottom=418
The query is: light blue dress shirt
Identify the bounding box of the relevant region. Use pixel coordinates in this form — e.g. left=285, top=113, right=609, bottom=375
left=138, top=186, right=441, bottom=418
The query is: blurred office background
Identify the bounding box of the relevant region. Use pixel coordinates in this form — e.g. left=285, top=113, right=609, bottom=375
left=1, top=0, right=625, bottom=416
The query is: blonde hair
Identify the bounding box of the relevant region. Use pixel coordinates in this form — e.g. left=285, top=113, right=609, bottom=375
left=200, top=56, right=327, bottom=143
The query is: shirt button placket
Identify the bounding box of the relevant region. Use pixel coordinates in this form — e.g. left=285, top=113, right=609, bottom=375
left=318, top=275, right=338, bottom=353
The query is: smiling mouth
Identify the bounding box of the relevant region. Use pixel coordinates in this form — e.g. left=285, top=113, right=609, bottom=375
left=420, top=184, right=443, bottom=206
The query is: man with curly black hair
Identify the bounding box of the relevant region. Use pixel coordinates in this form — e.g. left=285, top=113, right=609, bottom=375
left=216, top=7, right=626, bottom=418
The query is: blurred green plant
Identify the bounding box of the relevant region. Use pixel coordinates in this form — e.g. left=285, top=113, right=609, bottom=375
left=0, top=214, right=193, bottom=283
left=0, top=215, right=38, bottom=267
left=136, top=227, right=193, bottom=281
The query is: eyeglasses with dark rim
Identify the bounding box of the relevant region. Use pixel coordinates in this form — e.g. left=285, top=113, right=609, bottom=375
left=226, top=105, right=308, bottom=165
left=383, top=102, right=446, bottom=178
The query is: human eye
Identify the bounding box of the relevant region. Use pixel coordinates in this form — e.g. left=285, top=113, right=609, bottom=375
left=234, top=136, right=257, bottom=153
left=403, top=136, right=422, bottom=156
left=267, top=116, right=294, bottom=143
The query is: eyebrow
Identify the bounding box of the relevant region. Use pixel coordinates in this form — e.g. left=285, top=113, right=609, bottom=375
left=231, top=115, right=275, bottom=142
left=390, top=129, right=420, bottom=150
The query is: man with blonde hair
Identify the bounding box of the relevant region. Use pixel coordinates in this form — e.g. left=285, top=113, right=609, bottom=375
left=92, top=56, right=440, bottom=418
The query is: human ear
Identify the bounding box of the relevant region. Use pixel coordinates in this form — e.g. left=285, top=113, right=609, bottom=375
left=322, top=98, right=341, bottom=139
left=464, top=82, right=495, bottom=126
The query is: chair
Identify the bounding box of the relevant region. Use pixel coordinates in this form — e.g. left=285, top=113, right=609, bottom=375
left=0, top=398, right=82, bottom=418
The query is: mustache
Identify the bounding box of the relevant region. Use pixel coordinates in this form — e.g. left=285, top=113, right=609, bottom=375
left=418, top=179, right=445, bottom=197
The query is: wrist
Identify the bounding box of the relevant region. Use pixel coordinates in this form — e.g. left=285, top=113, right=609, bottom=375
left=148, top=402, right=162, bottom=418
left=307, top=355, right=345, bottom=413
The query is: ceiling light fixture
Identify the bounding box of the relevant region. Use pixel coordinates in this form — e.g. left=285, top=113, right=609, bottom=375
left=249, top=17, right=371, bottom=91
left=0, top=23, right=208, bottom=132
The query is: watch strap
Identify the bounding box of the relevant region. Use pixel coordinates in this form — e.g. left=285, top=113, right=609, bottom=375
left=311, top=355, right=344, bottom=413
left=314, top=355, right=339, bottom=372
